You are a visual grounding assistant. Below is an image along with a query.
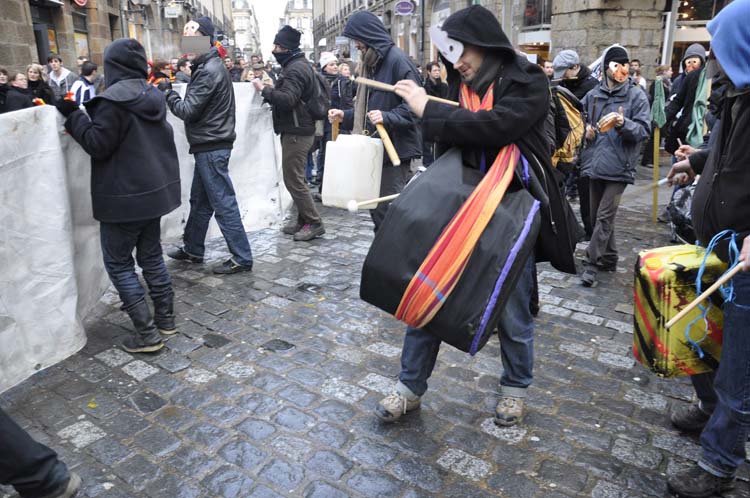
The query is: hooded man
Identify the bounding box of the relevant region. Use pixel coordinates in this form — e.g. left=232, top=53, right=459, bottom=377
left=384, top=5, right=577, bottom=427
left=253, top=25, right=325, bottom=242
left=671, top=42, right=707, bottom=97
left=665, top=1, right=750, bottom=496
left=54, top=38, right=181, bottom=353
left=162, top=16, right=255, bottom=274
left=664, top=43, right=709, bottom=154
left=579, top=45, right=650, bottom=287
left=328, top=11, right=422, bottom=231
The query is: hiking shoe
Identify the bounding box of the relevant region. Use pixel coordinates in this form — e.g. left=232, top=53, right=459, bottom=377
left=581, top=268, right=598, bottom=287
left=667, top=465, right=734, bottom=498
left=495, top=395, right=525, bottom=427
left=671, top=402, right=712, bottom=433
left=166, top=247, right=203, bottom=264
left=293, top=223, right=325, bottom=242
left=213, top=259, right=253, bottom=275
left=122, top=336, right=164, bottom=353
left=375, top=392, right=421, bottom=422
left=41, top=472, right=81, bottom=498
left=282, top=220, right=302, bottom=235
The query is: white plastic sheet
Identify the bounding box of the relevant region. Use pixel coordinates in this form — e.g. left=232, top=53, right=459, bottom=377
left=0, top=85, right=287, bottom=393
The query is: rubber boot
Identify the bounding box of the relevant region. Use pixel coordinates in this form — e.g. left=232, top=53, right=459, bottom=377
left=123, top=300, right=164, bottom=353
left=152, top=292, right=177, bottom=335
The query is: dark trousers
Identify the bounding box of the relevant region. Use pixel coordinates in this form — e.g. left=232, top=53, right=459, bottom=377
left=578, top=175, right=592, bottom=237
left=282, top=133, right=321, bottom=225
left=100, top=218, right=173, bottom=312
left=0, top=408, right=70, bottom=498
left=586, top=179, right=626, bottom=268
left=370, top=160, right=411, bottom=232
left=422, top=141, right=435, bottom=167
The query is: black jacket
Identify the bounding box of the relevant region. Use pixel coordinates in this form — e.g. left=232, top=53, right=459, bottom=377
left=331, top=75, right=354, bottom=110
left=341, top=11, right=422, bottom=161
left=421, top=5, right=576, bottom=273
left=560, top=64, right=598, bottom=101
left=3, top=87, right=33, bottom=113
left=166, top=48, right=236, bottom=153
left=691, top=89, right=750, bottom=262
left=261, top=52, right=316, bottom=136
left=424, top=77, right=449, bottom=99
left=64, top=38, right=181, bottom=223
left=28, top=79, right=55, bottom=104
left=664, top=68, right=702, bottom=153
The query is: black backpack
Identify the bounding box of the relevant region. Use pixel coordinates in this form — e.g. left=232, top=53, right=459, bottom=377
left=305, top=66, right=331, bottom=120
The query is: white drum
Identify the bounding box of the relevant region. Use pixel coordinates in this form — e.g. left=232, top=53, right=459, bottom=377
left=322, top=134, right=384, bottom=210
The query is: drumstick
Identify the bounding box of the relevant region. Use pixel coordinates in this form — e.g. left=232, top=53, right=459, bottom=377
left=621, top=177, right=669, bottom=199
left=356, top=77, right=460, bottom=107
left=375, top=123, right=401, bottom=166
left=332, top=120, right=339, bottom=141
left=665, top=263, right=744, bottom=329
left=347, top=194, right=399, bottom=213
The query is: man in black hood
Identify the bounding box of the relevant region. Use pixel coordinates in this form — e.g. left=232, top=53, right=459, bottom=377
left=55, top=38, right=181, bottom=353
left=381, top=5, right=576, bottom=427
left=328, top=11, right=422, bottom=231
left=162, top=17, right=255, bottom=273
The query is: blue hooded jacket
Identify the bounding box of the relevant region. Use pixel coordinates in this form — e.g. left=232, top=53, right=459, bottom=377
left=341, top=11, right=422, bottom=161
left=708, top=0, right=750, bottom=90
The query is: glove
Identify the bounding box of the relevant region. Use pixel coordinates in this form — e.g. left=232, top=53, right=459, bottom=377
left=157, top=79, right=172, bottom=92
left=55, top=99, right=79, bottom=117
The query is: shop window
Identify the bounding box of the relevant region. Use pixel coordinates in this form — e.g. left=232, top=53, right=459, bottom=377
left=72, top=12, right=89, bottom=58
left=677, top=0, right=731, bottom=21
left=522, top=0, right=551, bottom=27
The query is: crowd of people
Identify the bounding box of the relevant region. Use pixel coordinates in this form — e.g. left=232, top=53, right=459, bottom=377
left=1, top=2, right=749, bottom=498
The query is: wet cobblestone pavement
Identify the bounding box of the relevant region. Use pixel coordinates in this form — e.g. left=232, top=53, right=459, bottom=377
left=2, top=170, right=749, bottom=498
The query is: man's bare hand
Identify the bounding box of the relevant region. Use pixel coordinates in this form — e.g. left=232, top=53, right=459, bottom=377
left=741, top=235, right=750, bottom=271
left=393, top=79, right=428, bottom=118
left=666, top=159, right=695, bottom=186
left=586, top=125, right=596, bottom=141
left=251, top=78, right=263, bottom=92
left=675, top=144, right=697, bottom=161
left=367, top=110, right=384, bottom=125
left=328, top=109, right=344, bottom=124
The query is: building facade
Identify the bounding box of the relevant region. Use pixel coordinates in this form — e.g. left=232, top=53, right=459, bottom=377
left=280, top=0, right=314, bottom=60
left=232, top=0, right=261, bottom=59
left=0, top=0, right=234, bottom=74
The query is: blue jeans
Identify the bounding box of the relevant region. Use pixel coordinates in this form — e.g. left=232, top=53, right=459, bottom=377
left=100, top=218, right=172, bottom=311
left=397, top=255, right=535, bottom=399
left=0, top=407, right=70, bottom=498
left=183, top=149, right=253, bottom=267
left=699, top=272, right=750, bottom=478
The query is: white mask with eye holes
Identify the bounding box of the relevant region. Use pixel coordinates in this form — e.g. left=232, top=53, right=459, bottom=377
left=429, top=25, right=464, bottom=65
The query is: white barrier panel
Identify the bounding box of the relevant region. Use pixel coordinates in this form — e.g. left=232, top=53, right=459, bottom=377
left=0, top=85, right=287, bottom=393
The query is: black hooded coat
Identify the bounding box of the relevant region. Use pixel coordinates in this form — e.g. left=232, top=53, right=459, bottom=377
left=341, top=11, right=422, bottom=161
left=65, top=38, right=181, bottom=223
left=421, top=5, right=577, bottom=273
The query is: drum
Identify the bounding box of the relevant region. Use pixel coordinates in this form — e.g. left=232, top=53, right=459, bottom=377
left=321, top=134, right=384, bottom=210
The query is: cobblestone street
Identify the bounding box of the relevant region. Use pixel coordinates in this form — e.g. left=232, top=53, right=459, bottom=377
left=2, top=169, right=749, bottom=498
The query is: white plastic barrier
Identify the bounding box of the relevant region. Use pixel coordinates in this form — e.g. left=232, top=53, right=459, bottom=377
left=0, top=85, right=288, bottom=393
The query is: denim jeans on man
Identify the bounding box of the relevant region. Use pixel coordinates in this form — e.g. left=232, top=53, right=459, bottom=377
left=397, top=255, right=536, bottom=399
left=698, top=272, right=750, bottom=478
left=100, top=218, right=172, bottom=311
left=0, top=408, right=71, bottom=498
left=183, top=149, right=253, bottom=266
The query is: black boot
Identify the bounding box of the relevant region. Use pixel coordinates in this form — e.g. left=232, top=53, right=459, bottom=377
left=152, top=292, right=176, bottom=335
left=667, top=465, right=734, bottom=498
left=123, top=300, right=164, bottom=353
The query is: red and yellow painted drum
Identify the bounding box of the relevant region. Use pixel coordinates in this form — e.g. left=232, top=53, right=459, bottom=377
left=633, top=244, right=726, bottom=378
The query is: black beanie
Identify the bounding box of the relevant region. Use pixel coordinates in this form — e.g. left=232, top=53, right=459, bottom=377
left=604, top=46, right=629, bottom=67
left=195, top=16, right=214, bottom=38
left=274, top=25, right=301, bottom=50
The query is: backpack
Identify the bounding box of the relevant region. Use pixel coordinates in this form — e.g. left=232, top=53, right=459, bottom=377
left=305, top=65, right=331, bottom=121
left=549, top=86, right=585, bottom=173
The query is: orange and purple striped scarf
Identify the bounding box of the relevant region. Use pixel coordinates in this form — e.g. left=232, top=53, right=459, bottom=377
left=394, top=82, right=521, bottom=328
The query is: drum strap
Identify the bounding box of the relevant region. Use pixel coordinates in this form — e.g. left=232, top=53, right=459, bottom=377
left=395, top=82, right=520, bottom=329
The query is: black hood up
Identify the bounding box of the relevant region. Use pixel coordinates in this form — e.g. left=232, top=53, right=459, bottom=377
left=440, top=5, right=516, bottom=60
left=104, top=38, right=148, bottom=87
left=342, top=11, right=394, bottom=58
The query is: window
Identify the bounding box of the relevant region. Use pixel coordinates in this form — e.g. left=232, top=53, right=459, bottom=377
left=522, top=0, right=551, bottom=27
left=72, top=12, right=90, bottom=58
left=677, top=0, right=731, bottom=22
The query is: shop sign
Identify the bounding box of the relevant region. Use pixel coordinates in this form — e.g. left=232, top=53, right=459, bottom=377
left=164, top=4, right=181, bottom=18
left=394, top=0, right=415, bottom=16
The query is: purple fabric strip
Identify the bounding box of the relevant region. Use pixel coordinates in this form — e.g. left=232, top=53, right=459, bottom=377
left=469, top=199, right=541, bottom=356
left=521, top=154, right=530, bottom=188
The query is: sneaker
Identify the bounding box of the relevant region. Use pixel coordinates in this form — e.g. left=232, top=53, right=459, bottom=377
left=581, top=267, right=598, bottom=287
left=375, top=392, right=421, bottom=422
left=293, top=223, right=325, bottom=242
left=213, top=258, right=253, bottom=275
left=282, top=220, right=302, bottom=235
left=495, top=395, right=524, bottom=427
left=600, top=262, right=618, bottom=272
left=41, top=472, right=81, bottom=498
left=667, top=465, right=734, bottom=498
left=166, top=247, right=203, bottom=264
left=671, top=402, right=712, bottom=433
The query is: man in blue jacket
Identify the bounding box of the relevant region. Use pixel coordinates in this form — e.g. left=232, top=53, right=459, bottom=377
left=328, top=11, right=422, bottom=231
left=579, top=45, right=651, bottom=287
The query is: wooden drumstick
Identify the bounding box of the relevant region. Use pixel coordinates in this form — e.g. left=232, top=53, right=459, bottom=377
left=374, top=123, right=401, bottom=166
left=332, top=120, right=340, bottom=141
left=347, top=194, right=399, bottom=212
left=665, top=263, right=744, bottom=329
left=355, top=77, right=460, bottom=107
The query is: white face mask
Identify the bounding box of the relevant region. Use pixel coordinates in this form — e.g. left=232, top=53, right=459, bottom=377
left=183, top=21, right=200, bottom=36
left=429, top=25, right=464, bottom=65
